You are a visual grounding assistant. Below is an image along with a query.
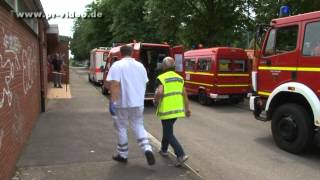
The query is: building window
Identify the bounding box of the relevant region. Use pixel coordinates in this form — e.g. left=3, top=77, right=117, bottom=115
left=198, top=58, right=211, bottom=72
left=303, top=21, right=320, bottom=56
left=185, top=58, right=196, bottom=71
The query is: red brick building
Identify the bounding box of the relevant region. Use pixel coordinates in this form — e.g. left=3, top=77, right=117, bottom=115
left=0, top=1, right=69, bottom=179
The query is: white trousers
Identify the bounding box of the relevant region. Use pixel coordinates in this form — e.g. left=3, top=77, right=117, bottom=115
left=113, top=106, right=152, bottom=158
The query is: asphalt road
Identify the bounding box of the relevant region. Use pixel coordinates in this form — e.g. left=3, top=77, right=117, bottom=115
left=82, top=68, right=320, bottom=180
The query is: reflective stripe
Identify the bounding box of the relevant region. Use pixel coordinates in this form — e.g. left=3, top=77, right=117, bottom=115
left=165, top=77, right=183, bottom=83
left=163, top=92, right=183, bottom=97
left=117, top=148, right=129, bottom=152
left=185, top=71, right=214, bottom=76
left=258, top=91, right=271, bottom=96
left=218, top=73, right=250, bottom=77
left=216, top=84, right=250, bottom=87
left=117, top=143, right=128, bottom=147
left=137, top=138, right=148, bottom=143
left=258, top=66, right=296, bottom=71
left=185, top=81, right=213, bottom=87
left=259, top=66, right=320, bottom=72
left=157, top=109, right=184, bottom=116
left=297, top=67, right=320, bottom=72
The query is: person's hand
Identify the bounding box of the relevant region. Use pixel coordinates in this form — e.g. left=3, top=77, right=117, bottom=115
left=186, top=109, right=191, bottom=117
left=109, top=101, right=116, bottom=116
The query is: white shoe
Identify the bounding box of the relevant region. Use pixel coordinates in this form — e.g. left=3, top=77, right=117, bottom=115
left=176, top=155, right=189, bottom=167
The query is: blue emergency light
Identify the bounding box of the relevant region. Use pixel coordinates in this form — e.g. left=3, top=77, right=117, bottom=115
left=279, top=6, right=290, bottom=17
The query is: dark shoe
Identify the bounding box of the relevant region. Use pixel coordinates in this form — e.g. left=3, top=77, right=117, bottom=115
left=112, top=154, right=127, bottom=163
left=176, top=155, right=189, bottom=167
left=158, top=150, right=169, bottom=157
left=58, top=85, right=63, bottom=88
left=145, top=150, right=155, bottom=166
left=54, top=85, right=57, bottom=88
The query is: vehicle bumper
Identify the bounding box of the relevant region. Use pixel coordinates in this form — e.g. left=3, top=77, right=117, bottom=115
left=209, top=94, right=229, bottom=99
left=250, top=96, right=268, bottom=121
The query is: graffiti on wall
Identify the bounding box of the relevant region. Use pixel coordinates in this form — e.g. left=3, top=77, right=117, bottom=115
left=0, top=23, right=37, bottom=152
left=0, top=23, right=37, bottom=109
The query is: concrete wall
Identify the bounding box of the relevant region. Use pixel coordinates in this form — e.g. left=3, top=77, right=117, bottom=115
left=0, top=3, right=46, bottom=180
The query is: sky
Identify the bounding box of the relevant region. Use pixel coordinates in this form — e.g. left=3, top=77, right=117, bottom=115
left=41, top=0, right=94, bottom=37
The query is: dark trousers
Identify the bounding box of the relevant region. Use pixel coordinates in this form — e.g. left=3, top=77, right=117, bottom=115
left=161, top=118, right=184, bottom=158
left=53, top=72, right=62, bottom=87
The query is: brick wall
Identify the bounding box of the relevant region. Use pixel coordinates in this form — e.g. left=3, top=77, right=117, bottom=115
left=0, top=4, right=44, bottom=180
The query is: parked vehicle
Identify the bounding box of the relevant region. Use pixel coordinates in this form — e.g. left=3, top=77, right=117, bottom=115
left=250, top=11, right=320, bottom=154
left=101, top=42, right=184, bottom=99
left=88, top=47, right=110, bottom=85
left=183, top=47, right=251, bottom=105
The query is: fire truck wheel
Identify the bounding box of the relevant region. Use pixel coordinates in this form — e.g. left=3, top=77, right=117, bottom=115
left=271, top=103, right=314, bottom=154
left=198, top=91, right=211, bottom=105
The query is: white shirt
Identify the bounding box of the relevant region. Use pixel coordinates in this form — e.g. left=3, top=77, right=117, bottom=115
left=107, top=57, right=148, bottom=108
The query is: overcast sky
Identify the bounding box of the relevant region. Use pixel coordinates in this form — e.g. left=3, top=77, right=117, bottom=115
left=41, top=0, right=94, bottom=37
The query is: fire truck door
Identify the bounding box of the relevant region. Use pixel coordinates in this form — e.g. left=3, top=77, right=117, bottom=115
left=171, top=45, right=184, bottom=75
left=258, top=25, right=299, bottom=95
left=298, top=20, right=320, bottom=97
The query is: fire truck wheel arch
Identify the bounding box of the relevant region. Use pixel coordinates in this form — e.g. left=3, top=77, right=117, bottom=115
left=265, top=82, right=320, bottom=127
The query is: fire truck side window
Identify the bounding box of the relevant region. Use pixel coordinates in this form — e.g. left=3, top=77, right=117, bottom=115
left=198, top=58, right=212, bottom=72
left=276, top=26, right=298, bottom=54
left=264, top=29, right=276, bottom=56
left=303, top=21, right=320, bottom=56
left=233, top=60, right=246, bottom=72
left=264, top=26, right=298, bottom=56
left=185, top=59, right=196, bottom=71
left=219, top=59, right=232, bottom=72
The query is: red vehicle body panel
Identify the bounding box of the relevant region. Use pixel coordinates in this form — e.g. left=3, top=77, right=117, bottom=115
left=102, top=42, right=184, bottom=100
left=257, top=11, right=320, bottom=98
left=184, top=47, right=251, bottom=98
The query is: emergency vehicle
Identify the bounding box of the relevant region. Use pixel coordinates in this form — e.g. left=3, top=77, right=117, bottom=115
left=101, top=42, right=184, bottom=99
left=88, top=47, right=110, bottom=84
left=184, top=47, right=251, bottom=105
left=250, top=11, right=320, bottom=153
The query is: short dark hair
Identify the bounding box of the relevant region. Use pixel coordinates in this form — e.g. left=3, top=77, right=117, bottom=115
left=120, top=45, right=133, bottom=57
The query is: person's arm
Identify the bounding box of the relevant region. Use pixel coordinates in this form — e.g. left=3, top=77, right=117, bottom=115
left=154, top=84, right=163, bottom=104
left=110, top=80, right=120, bottom=103
left=183, top=88, right=191, bottom=117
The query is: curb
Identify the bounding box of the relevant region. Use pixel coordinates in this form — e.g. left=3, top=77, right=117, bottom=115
left=148, top=132, right=205, bottom=180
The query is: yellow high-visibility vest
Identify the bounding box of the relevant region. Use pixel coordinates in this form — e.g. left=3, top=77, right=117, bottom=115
left=156, top=71, right=185, bottom=120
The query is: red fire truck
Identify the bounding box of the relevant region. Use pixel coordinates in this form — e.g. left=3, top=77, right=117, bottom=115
left=88, top=47, right=110, bottom=84
left=101, top=42, right=184, bottom=99
left=184, top=47, right=251, bottom=105
left=250, top=11, right=320, bottom=153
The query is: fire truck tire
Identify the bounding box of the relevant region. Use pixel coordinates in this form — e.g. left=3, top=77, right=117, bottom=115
left=271, top=103, right=314, bottom=154
left=198, top=91, right=211, bottom=105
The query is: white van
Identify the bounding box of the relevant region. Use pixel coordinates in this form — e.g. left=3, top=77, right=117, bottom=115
left=88, top=47, right=110, bottom=84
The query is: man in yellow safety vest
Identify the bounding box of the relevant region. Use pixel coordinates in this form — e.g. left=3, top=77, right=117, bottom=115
left=154, top=56, right=191, bottom=167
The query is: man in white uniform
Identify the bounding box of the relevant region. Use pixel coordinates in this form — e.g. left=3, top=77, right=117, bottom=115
left=107, top=45, right=155, bottom=165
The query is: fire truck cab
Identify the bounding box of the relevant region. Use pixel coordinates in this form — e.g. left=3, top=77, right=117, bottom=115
left=250, top=11, right=320, bottom=153
left=184, top=47, right=251, bottom=105
left=101, top=42, right=184, bottom=100
left=88, top=47, right=110, bottom=84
